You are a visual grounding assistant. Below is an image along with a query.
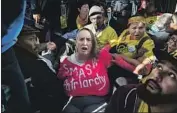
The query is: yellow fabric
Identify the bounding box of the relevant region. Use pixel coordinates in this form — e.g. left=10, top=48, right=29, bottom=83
left=96, top=26, right=118, bottom=49
left=128, top=16, right=146, bottom=25
left=138, top=101, right=149, bottom=113
left=171, top=50, right=177, bottom=58
left=76, top=15, right=88, bottom=29
left=145, top=16, right=157, bottom=26
left=112, top=29, right=155, bottom=60
left=60, top=15, right=67, bottom=29
left=85, top=24, right=118, bottom=49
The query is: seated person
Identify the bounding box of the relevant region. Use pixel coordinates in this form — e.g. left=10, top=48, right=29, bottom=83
left=109, top=4, right=131, bottom=36
left=138, top=2, right=161, bottom=28
left=57, top=28, right=133, bottom=113
left=148, top=13, right=177, bottom=42
left=76, top=0, right=90, bottom=29
left=110, top=16, right=155, bottom=72
left=105, top=49, right=177, bottom=113
left=60, top=5, right=117, bottom=50
left=85, top=5, right=118, bottom=49
left=14, top=30, right=67, bottom=113
left=134, top=30, right=177, bottom=76
left=169, top=12, right=177, bottom=30
left=165, top=31, right=177, bottom=56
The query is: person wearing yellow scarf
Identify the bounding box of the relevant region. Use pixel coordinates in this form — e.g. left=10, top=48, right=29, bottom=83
left=110, top=16, right=155, bottom=69
left=85, top=5, right=118, bottom=50
left=76, top=2, right=89, bottom=29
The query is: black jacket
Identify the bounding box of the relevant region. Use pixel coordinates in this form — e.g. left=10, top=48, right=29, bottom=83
left=14, top=45, right=68, bottom=113
left=105, top=84, right=140, bottom=113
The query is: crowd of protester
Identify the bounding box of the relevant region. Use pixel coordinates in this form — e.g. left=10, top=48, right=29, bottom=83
left=2, top=0, right=177, bottom=113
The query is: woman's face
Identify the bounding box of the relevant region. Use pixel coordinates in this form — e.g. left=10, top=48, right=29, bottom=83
left=76, top=30, right=93, bottom=56
left=79, top=4, right=89, bottom=14
left=129, top=22, right=146, bottom=39
left=167, top=34, right=177, bottom=53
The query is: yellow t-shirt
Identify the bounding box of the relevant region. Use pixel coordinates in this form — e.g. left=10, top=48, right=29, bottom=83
left=170, top=50, right=177, bottom=59
left=111, top=29, right=155, bottom=61
left=76, top=15, right=88, bottom=29
left=85, top=24, right=118, bottom=49
left=138, top=101, right=149, bottom=113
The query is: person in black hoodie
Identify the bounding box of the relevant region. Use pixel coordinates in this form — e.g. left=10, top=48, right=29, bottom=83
left=14, top=31, right=68, bottom=113
left=105, top=49, right=177, bottom=113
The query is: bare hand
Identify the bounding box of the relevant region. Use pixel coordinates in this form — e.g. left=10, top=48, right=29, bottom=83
left=47, top=42, right=56, bottom=50
left=33, top=14, right=40, bottom=23
left=133, top=63, right=149, bottom=75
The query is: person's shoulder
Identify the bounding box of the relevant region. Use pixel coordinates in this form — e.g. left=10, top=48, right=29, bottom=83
left=118, top=84, right=138, bottom=92
left=142, top=33, right=153, bottom=41
left=105, top=26, right=117, bottom=32
left=84, top=24, right=93, bottom=29
left=119, top=29, right=129, bottom=36
left=112, top=84, right=138, bottom=108
left=60, top=55, right=70, bottom=63
left=113, top=84, right=138, bottom=98
left=118, top=85, right=138, bottom=97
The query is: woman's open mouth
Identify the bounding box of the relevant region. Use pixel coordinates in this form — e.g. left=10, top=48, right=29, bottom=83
left=81, top=46, right=88, bottom=51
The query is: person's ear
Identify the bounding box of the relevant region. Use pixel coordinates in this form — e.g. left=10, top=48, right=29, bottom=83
left=89, top=17, right=92, bottom=23
left=78, top=8, right=81, bottom=13
left=36, top=37, right=40, bottom=44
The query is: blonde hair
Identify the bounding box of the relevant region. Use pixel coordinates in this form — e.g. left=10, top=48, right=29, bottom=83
left=128, top=16, right=146, bottom=26
left=76, top=28, right=98, bottom=58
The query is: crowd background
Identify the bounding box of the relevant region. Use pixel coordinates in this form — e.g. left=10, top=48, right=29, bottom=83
left=2, top=0, right=177, bottom=113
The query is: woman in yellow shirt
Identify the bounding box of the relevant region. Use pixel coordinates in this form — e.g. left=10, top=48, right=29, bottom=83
left=110, top=16, right=155, bottom=72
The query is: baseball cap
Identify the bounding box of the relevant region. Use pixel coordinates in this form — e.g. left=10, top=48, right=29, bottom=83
left=89, top=5, right=102, bottom=17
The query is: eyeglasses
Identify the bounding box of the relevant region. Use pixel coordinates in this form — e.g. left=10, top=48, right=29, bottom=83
left=168, top=36, right=177, bottom=46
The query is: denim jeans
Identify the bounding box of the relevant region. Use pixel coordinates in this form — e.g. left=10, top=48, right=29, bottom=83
left=2, top=47, right=31, bottom=113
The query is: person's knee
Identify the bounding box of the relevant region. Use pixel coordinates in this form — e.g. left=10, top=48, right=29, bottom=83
left=83, top=103, right=105, bottom=113
left=62, top=104, right=80, bottom=113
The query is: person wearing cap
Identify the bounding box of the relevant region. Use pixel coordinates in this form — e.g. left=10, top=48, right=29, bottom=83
left=85, top=5, right=118, bottom=50
left=14, top=31, right=67, bottom=113
left=105, top=49, right=177, bottom=113
left=109, top=16, right=155, bottom=73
